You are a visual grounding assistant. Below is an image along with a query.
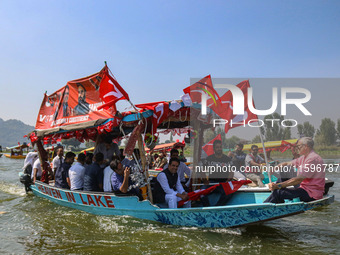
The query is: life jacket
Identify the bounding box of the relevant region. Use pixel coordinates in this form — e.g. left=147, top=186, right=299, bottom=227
left=153, top=168, right=178, bottom=203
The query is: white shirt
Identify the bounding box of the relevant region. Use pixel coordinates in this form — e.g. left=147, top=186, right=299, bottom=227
left=103, top=165, right=114, bottom=192
left=32, top=159, right=42, bottom=180
left=156, top=172, right=185, bottom=196
left=52, top=155, right=64, bottom=170
left=163, top=162, right=191, bottom=185
left=68, top=162, right=85, bottom=190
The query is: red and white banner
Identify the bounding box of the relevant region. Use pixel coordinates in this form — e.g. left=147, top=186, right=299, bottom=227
left=207, top=80, right=258, bottom=134
left=183, top=75, right=221, bottom=104
left=35, top=66, right=129, bottom=130
left=135, top=101, right=169, bottom=134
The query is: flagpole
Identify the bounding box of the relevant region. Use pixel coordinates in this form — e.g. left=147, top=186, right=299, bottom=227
left=258, top=123, right=272, bottom=184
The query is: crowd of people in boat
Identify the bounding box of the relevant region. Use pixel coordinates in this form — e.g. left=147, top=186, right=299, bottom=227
left=22, top=136, right=326, bottom=208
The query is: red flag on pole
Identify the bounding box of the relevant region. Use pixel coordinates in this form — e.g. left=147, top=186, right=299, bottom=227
left=183, top=75, right=221, bottom=104
left=98, top=69, right=130, bottom=110
left=202, top=134, right=222, bottom=157
left=135, top=101, right=169, bottom=134
left=208, top=80, right=258, bottom=134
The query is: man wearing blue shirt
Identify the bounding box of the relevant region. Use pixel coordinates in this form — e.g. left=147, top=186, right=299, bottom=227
left=110, top=158, right=141, bottom=199
left=55, top=152, right=76, bottom=189
left=83, top=153, right=104, bottom=192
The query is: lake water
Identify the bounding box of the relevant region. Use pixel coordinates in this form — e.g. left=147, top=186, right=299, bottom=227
left=0, top=156, right=339, bottom=254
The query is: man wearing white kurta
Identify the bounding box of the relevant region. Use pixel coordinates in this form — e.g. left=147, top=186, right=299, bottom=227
left=163, top=149, right=191, bottom=189
left=155, top=158, right=191, bottom=208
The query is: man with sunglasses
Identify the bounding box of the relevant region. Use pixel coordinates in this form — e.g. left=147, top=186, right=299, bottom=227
left=264, top=137, right=325, bottom=203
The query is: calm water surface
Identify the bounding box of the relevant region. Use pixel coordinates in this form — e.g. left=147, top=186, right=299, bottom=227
left=0, top=156, right=339, bottom=254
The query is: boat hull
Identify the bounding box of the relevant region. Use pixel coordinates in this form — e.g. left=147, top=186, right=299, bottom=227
left=30, top=181, right=334, bottom=228
left=4, top=154, right=25, bottom=159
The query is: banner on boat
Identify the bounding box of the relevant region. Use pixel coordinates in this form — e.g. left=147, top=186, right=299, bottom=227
left=35, top=66, right=129, bottom=130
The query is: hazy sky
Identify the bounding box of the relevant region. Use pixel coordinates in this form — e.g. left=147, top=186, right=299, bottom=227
left=0, top=0, right=339, bottom=140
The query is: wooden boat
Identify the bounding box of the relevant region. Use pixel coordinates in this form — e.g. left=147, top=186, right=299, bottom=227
left=5, top=143, right=29, bottom=159
left=29, top=180, right=334, bottom=228
left=20, top=65, right=335, bottom=228
left=4, top=154, right=26, bottom=159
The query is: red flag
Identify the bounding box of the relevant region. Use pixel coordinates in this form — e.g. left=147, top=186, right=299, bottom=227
left=35, top=67, right=122, bottom=131
left=280, top=140, right=294, bottom=153
left=183, top=75, right=221, bottom=104
left=178, top=180, right=251, bottom=207
left=98, top=69, right=129, bottom=110
left=207, top=80, right=258, bottom=134
left=207, top=88, right=233, bottom=120
left=202, top=134, right=222, bottom=157
left=226, top=80, right=258, bottom=133
left=135, top=102, right=169, bottom=134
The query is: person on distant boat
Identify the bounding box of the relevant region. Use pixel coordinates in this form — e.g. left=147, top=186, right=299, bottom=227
left=74, top=83, right=90, bottom=115
left=228, top=143, right=247, bottom=181
left=163, top=149, right=191, bottom=191
left=83, top=153, right=105, bottom=192
left=68, top=153, right=86, bottom=191
left=179, top=151, right=187, bottom=162
left=94, top=135, right=120, bottom=166
left=110, top=157, right=142, bottom=199
left=154, top=152, right=167, bottom=169
left=55, top=152, right=76, bottom=189
left=265, top=137, right=326, bottom=203
left=153, top=158, right=190, bottom=208
left=244, top=145, right=265, bottom=187
left=52, top=147, right=64, bottom=178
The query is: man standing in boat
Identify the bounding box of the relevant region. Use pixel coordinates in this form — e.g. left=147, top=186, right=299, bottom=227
left=94, top=135, right=120, bottom=167
left=68, top=153, right=86, bottom=191
left=153, top=158, right=190, bottom=208
left=52, top=147, right=64, bottom=178
left=83, top=153, right=105, bottom=192
left=55, top=152, right=76, bottom=189
left=264, top=137, right=326, bottom=203
left=74, top=83, right=90, bottom=115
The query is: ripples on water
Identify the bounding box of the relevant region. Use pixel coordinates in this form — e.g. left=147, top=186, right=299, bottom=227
left=0, top=157, right=339, bottom=254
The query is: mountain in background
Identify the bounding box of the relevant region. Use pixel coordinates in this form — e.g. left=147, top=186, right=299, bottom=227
left=0, top=118, right=34, bottom=148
